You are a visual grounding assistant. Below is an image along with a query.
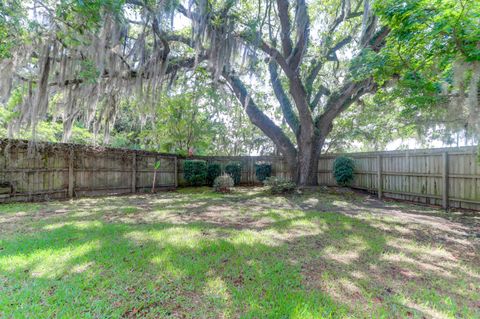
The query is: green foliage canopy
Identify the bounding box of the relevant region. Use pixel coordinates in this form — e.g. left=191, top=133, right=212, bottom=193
left=0, top=0, right=478, bottom=160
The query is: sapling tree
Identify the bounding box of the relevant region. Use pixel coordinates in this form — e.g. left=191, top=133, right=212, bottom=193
left=151, top=160, right=161, bottom=193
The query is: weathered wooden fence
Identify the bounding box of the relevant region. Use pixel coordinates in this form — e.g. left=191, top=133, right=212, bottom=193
left=1, top=139, right=479, bottom=210
left=318, top=147, right=480, bottom=210
left=0, top=139, right=288, bottom=203
left=0, top=139, right=177, bottom=203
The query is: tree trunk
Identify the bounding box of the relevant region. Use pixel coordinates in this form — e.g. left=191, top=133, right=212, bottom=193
left=296, top=153, right=319, bottom=186
left=295, top=135, right=322, bottom=186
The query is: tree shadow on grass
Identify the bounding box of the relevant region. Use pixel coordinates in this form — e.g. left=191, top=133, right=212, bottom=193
left=279, top=196, right=480, bottom=318
left=0, top=218, right=351, bottom=318
left=1, top=189, right=479, bottom=318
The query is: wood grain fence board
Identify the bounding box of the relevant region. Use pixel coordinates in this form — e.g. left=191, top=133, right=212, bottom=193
left=318, top=146, right=479, bottom=210
left=0, top=139, right=177, bottom=202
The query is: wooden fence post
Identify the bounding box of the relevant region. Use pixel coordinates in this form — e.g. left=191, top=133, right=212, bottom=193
left=377, top=154, right=383, bottom=199
left=131, top=153, right=136, bottom=193
left=174, top=156, right=178, bottom=188
left=68, top=149, right=75, bottom=198
left=250, top=157, right=255, bottom=185
left=442, top=152, right=449, bottom=210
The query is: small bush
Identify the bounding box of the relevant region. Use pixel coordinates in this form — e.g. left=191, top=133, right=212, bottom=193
left=184, top=160, right=207, bottom=186
left=213, top=174, right=234, bottom=193
left=225, top=162, right=242, bottom=185
left=263, top=176, right=296, bottom=194
left=333, top=156, right=355, bottom=186
left=255, top=163, right=272, bottom=182
left=206, top=163, right=221, bottom=186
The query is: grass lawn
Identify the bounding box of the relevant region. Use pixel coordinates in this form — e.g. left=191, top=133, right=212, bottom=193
left=0, top=187, right=479, bottom=318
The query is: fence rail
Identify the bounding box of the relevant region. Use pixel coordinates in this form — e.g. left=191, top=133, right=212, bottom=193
left=318, top=147, right=480, bottom=211
left=0, top=139, right=288, bottom=203
left=1, top=139, right=479, bottom=211
left=0, top=139, right=177, bottom=202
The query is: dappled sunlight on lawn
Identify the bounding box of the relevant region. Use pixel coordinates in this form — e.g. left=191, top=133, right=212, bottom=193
left=0, top=187, right=479, bottom=318
left=125, top=227, right=206, bottom=249
left=399, top=296, right=460, bottom=319
left=43, top=220, right=103, bottom=230
left=0, top=240, right=100, bottom=279
left=203, top=276, right=232, bottom=310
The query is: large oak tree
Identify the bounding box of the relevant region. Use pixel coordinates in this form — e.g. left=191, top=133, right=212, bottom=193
left=2, top=0, right=474, bottom=184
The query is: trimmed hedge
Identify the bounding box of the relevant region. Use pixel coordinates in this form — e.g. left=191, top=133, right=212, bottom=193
left=206, top=163, right=221, bottom=186
left=333, top=156, right=355, bottom=186
left=225, top=162, right=242, bottom=185
left=184, top=160, right=207, bottom=186
left=255, top=163, right=272, bottom=182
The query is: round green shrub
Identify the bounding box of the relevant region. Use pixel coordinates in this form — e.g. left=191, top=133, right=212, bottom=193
left=213, top=174, right=234, bottom=193
left=255, top=163, right=272, bottom=182
left=263, top=176, right=296, bottom=194
left=183, top=160, right=207, bottom=186
left=206, top=163, right=221, bottom=186
left=333, top=156, right=355, bottom=186
left=225, top=162, right=242, bottom=185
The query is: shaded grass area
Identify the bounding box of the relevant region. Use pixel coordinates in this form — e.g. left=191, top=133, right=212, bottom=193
left=0, top=187, right=479, bottom=318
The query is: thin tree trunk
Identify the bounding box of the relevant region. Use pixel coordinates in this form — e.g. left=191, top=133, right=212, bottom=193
left=152, top=169, right=157, bottom=193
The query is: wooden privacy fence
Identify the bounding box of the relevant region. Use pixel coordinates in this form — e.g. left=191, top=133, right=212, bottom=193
left=0, top=139, right=177, bottom=203
left=0, top=139, right=288, bottom=203
left=318, top=146, right=480, bottom=211
left=1, top=139, right=479, bottom=211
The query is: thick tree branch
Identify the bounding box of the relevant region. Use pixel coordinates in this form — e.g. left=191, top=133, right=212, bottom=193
left=305, top=36, right=351, bottom=101
left=165, top=34, right=192, bottom=46
left=275, top=0, right=293, bottom=57
left=269, top=62, right=300, bottom=135
left=326, top=36, right=353, bottom=61
left=315, top=78, right=377, bottom=137
left=223, top=70, right=297, bottom=161
left=329, top=0, right=363, bottom=33
left=238, top=36, right=313, bottom=139
left=237, top=32, right=295, bottom=79
left=288, top=76, right=315, bottom=138
left=151, top=16, right=170, bottom=61
left=306, top=59, right=323, bottom=93
left=288, top=0, right=309, bottom=70
left=310, top=85, right=331, bottom=110
left=315, top=26, right=391, bottom=138
left=367, top=26, right=390, bottom=52
left=19, top=55, right=209, bottom=87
